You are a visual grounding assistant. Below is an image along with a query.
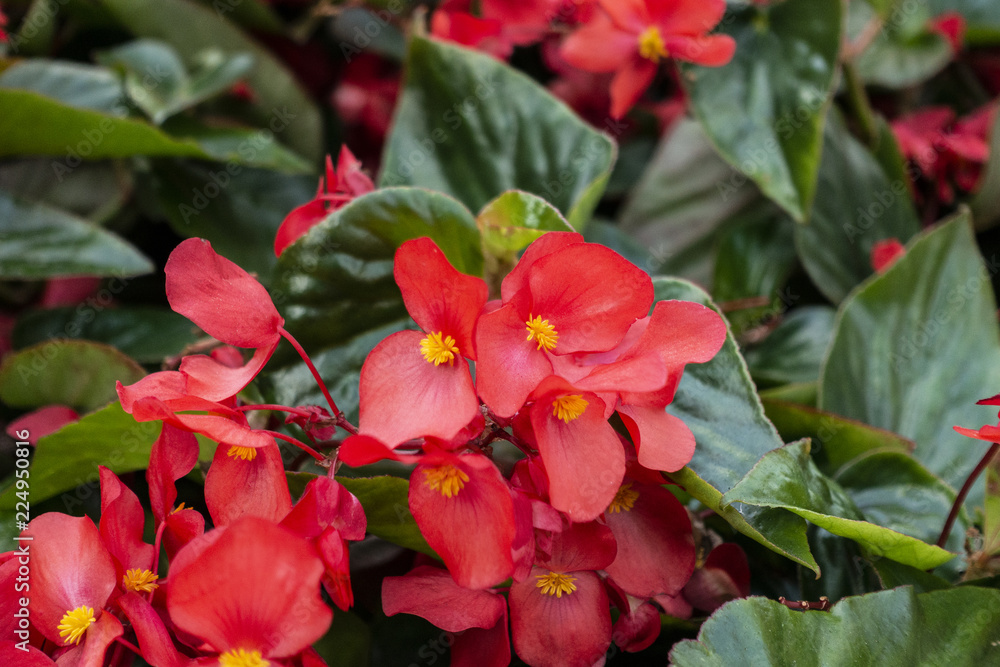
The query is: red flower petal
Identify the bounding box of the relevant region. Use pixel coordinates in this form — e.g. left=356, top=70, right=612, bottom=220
left=394, top=237, right=489, bottom=357
left=165, top=238, right=283, bottom=348
left=147, top=424, right=200, bottom=524
left=23, top=514, right=116, bottom=646
left=409, top=453, right=516, bottom=589
left=382, top=565, right=506, bottom=631
left=618, top=404, right=696, bottom=472
left=359, top=330, right=480, bottom=446
left=665, top=33, right=736, bottom=66
left=599, top=0, right=649, bottom=32
left=650, top=0, right=726, bottom=35
left=475, top=303, right=555, bottom=417
left=611, top=599, right=661, bottom=652
left=450, top=605, right=511, bottom=667
left=604, top=483, right=695, bottom=598
left=179, top=342, right=278, bottom=402
left=4, top=405, right=78, bottom=442
left=274, top=199, right=333, bottom=258
left=99, top=467, right=155, bottom=575
left=609, top=57, right=657, bottom=119
left=560, top=12, right=637, bottom=72
left=539, top=520, right=617, bottom=573
left=500, top=231, right=583, bottom=303
left=281, top=476, right=367, bottom=542
left=530, top=380, right=625, bottom=521
left=682, top=542, right=750, bottom=612
left=509, top=568, right=611, bottom=667
left=117, top=593, right=186, bottom=667
left=168, top=517, right=332, bottom=658
left=205, top=443, right=292, bottom=526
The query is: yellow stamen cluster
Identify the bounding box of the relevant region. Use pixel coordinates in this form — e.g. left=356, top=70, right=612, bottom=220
left=536, top=571, right=578, bottom=598
left=420, top=331, right=460, bottom=366
left=227, top=445, right=257, bottom=462
left=424, top=464, right=470, bottom=499
left=171, top=502, right=188, bottom=514
left=123, top=568, right=160, bottom=593
left=58, top=605, right=95, bottom=645
left=608, top=483, right=640, bottom=514
left=551, top=394, right=588, bottom=423
left=525, top=315, right=559, bottom=352
left=219, top=648, right=270, bottom=667
left=638, top=25, right=669, bottom=63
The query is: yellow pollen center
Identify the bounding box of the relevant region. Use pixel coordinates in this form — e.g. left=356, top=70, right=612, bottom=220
left=171, top=502, right=188, bottom=514
left=536, top=571, right=578, bottom=598
left=123, top=568, right=160, bottom=593
left=420, top=331, right=460, bottom=366
left=219, top=648, right=270, bottom=667
left=552, top=394, right=588, bottom=423
left=423, top=464, right=470, bottom=499
left=227, top=445, right=257, bottom=462
left=525, top=315, right=559, bottom=352
left=638, top=25, right=669, bottom=62
left=58, top=605, right=95, bottom=645
left=608, top=483, right=640, bottom=513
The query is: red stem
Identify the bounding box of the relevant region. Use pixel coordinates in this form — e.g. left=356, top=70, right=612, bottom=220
left=279, top=327, right=341, bottom=419
left=264, top=429, right=327, bottom=463
left=114, top=636, right=143, bottom=656
left=237, top=404, right=314, bottom=417
left=937, top=442, right=1000, bottom=548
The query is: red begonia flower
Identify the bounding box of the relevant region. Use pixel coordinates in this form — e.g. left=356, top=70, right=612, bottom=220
left=204, top=442, right=292, bottom=526
left=0, top=5, right=9, bottom=43
left=871, top=238, right=906, bottom=274
left=477, top=234, right=653, bottom=417
left=603, top=481, right=695, bottom=598
left=509, top=522, right=616, bottom=667
left=116, top=592, right=187, bottom=667
left=167, top=517, right=332, bottom=663
left=383, top=565, right=511, bottom=667
left=4, top=405, right=78, bottom=442
left=408, top=448, right=517, bottom=589
left=359, top=237, right=487, bottom=446
left=274, top=146, right=375, bottom=256
left=98, top=467, right=157, bottom=588
left=22, top=514, right=120, bottom=653
left=528, top=376, right=626, bottom=521
left=682, top=542, right=751, bottom=613
left=561, top=0, right=735, bottom=118
left=930, top=12, right=966, bottom=54
left=611, top=595, right=661, bottom=653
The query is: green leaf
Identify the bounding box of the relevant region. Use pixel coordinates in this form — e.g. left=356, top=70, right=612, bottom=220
left=139, top=161, right=315, bottom=282
left=681, top=0, right=843, bottom=221
left=0, top=192, right=154, bottom=279
left=971, top=106, right=1000, bottom=231
left=655, top=278, right=817, bottom=573
left=744, top=306, right=837, bottom=388
left=619, top=119, right=760, bottom=287
left=985, top=455, right=1000, bottom=555
left=12, top=307, right=199, bottom=364
left=0, top=159, right=130, bottom=222
left=725, top=441, right=956, bottom=570
left=819, top=212, right=1000, bottom=509
left=476, top=190, right=574, bottom=295
left=712, top=206, right=798, bottom=334
left=835, top=451, right=964, bottom=553
left=0, top=403, right=162, bottom=508
left=762, top=399, right=914, bottom=476
left=670, top=587, right=1000, bottom=666
left=380, top=36, right=615, bottom=229
left=96, top=0, right=323, bottom=162
left=0, top=340, right=145, bottom=411
left=794, top=112, right=921, bottom=304
left=288, top=473, right=434, bottom=557
left=0, top=60, right=125, bottom=112
left=852, top=1, right=952, bottom=89
left=96, top=39, right=254, bottom=124
left=274, top=187, right=481, bottom=351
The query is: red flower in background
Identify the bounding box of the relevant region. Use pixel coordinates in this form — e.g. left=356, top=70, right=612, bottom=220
left=274, top=146, right=375, bottom=257
left=561, top=0, right=735, bottom=117
left=332, top=53, right=400, bottom=161
left=929, top=12, right=967, bottom=54
left=871, top=238, right=906, bottom=274
left=432, top=0, right=561, bottom=58
left=0, top=5, right=8, bottom=43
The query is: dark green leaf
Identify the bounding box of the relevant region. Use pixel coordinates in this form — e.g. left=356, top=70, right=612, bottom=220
left=794, top=112, right=921, bottom=304
left=682, top=0, right=843, bottom=221
left=380, top=36, right=615, bottom=229
left=0, top=160, right=130, bottom=221
left=852, top=1, right=952, bottom=88
left=0, top=340, right=145, bottom=411
left=725, top=441, right=955, bottom=570
left=0, top=403, right=162, bottom=508
left=670, top=587, right=1000, bottom=666
left=762, top=399, right=914, bottom=476
left=619, top=119, right=759, bottom=287
left=971, top=106, right=1000, bottom=231
left=819, top=212, right=1000, bottom=509
left=96, top=0, right=323, bottom=162
left=0, top=192, right=154, bottom=279
left=274, top=187, right=481, bottom=351
left=0, top=60, right=125, bottom=112
left=12, top=307, right=199, bottom=364
left=744, top=306, right=837, bottom=388
left=140, top=161, right=315, bottom=282
left=655, top=278, right=817, bottom=572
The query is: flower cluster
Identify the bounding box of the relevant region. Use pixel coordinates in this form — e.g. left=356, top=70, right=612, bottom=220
left=341, top=232, right=740, bottom=663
